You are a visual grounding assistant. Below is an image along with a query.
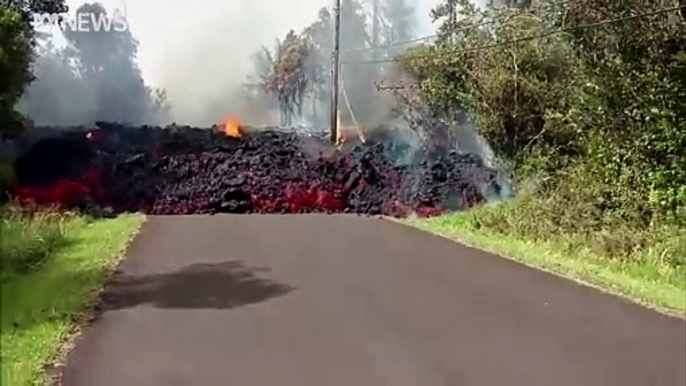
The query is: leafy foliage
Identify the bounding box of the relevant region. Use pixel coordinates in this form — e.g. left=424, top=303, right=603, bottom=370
left=0, top=6, right=34, bottom=138
left=302, top=8, right=333, bottom=120
left=258, top=30, right=312, bottom=126
left=0, top=0, right=71, bottom=136
left=400, top=0, right=685, bottom=235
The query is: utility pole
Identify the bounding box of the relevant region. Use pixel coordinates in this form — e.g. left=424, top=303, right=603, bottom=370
left=372, top=0, right=380, bottom=60
left=330, top=0, right=342, bottom=144
left=449, top=0, right=456, bottom=45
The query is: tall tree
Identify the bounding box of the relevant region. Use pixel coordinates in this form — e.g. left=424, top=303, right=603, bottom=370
left=1, top=0, right=67, bottom=137
left=382, top=0, right=417, bottom=46
left=58, top=2, right=168, bottom=124
left=260, top=30, right=311, bottom=126
left=19, top=2, right=170, bottom=126
left=430, top=0, right=479, bottom=45
left=302, top=8, right=333, bottom=122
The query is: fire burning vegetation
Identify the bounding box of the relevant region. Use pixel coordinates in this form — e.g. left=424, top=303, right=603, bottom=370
left=11, top=122, right=506, bottom=217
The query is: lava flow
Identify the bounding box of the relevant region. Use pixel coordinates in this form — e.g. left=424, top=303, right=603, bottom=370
left=11, top=123, right=506, bottom=217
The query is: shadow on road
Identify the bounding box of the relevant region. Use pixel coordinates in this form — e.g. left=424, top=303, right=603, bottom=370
left=97, top=261, right=294, bottom=311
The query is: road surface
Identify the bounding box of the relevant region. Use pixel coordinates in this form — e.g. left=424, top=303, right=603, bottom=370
left=59, top=214, right=685, bottom=385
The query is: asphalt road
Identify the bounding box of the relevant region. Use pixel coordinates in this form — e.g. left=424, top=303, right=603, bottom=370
left=60, top=214, right=685, bottom=386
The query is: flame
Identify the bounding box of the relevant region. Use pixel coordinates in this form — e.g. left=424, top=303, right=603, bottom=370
left=219, top=116, right=244, bottom=138
left=336, top=110, right=366, bottom=147
left=336, top=110, right=344, bottom=145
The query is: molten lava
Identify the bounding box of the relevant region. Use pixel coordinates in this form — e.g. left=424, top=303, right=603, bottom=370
left=219, top=116, right=244, bottom=138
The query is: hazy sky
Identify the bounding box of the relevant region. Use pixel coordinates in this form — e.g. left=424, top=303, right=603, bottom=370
left=61, top=0, right=475, bottom=124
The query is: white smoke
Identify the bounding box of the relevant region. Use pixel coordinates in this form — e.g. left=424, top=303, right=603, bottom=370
left=58, top=0, right=482, bottom=126
left=15, top=0, right=493, bottom=129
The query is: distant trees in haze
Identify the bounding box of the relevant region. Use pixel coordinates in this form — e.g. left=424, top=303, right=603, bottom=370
left=250, top=0, right=419, bottom=128
left=18, top=2, right=171, bottom=126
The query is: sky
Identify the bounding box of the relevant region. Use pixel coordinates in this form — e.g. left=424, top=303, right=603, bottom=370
left=60, top=0, right=473, bottom=124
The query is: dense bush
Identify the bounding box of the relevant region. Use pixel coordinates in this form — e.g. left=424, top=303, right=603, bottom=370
left=397, top=0, right=685, bottom=265
left=400, top=0, right=685, bottom=231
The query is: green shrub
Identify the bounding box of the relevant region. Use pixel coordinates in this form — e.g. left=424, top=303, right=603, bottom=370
left=399, top=0, right=686, bottom=254
left=0, top=5, right=34, bottom=138
left=463, top=191, right=685, bottom=278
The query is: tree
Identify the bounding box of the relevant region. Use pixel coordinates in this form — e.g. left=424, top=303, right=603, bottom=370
left=64, top=3, right=155, bottom=123
left=382, top=0, right=417, bottom=48
left=19, top=2, right=171, bottom=125
left=302, top=8, right=333, bottom=122
left=0, top=0, right=68, bottom=136
left=0, top=6, right=33, bottom=138
left=492, top=0, right=531, bottom=8
left=4, top=0, right=67, bottom=33
left=400, top=0, right=686, bottom=225
left=249, top=0, right=416, bottom=128
left=260, top=30, right=312, bottom=126
left=430, top=0, right=480, bottom=45
left=2, top=0, right=170, bottom=133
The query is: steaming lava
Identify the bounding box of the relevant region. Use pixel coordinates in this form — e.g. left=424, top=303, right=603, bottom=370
left=11, top=123, right=505, bottom=217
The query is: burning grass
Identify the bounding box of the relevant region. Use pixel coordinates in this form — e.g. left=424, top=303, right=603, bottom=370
left=10, top=123, right=506, bottom=216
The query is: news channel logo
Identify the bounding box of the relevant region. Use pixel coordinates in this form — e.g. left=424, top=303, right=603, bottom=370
left=31, top=0, right=129, bottom=33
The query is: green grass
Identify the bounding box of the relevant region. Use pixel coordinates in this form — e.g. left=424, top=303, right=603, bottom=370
left=0, top=209, right=144, bottom=386
left=1, top=209, right=67, bottom=282
left=406, top=202, right=686, bottom=315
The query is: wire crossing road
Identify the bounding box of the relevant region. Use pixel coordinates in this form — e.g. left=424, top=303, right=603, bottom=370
left=60, top=215, right=685, bottom=386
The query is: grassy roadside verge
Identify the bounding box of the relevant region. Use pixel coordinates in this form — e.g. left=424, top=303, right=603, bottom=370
left=1, top=209, right=145, bottom=386
left=405, top=203, right=686, bottom=315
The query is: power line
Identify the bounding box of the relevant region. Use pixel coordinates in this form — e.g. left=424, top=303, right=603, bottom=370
left=340, top=71, right=366, bottom=143
left=341, top=34, right=438, bottom=53
left=340, top=13, right=516, bottom=54
left=339, top=0, right=586, bottom=54
left=341, top=5, right=685, bottom=65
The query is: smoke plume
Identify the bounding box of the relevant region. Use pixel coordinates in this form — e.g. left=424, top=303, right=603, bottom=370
left=21, top=0, right=491, bottom=129
left=21, top=0, right=479, bottom=127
